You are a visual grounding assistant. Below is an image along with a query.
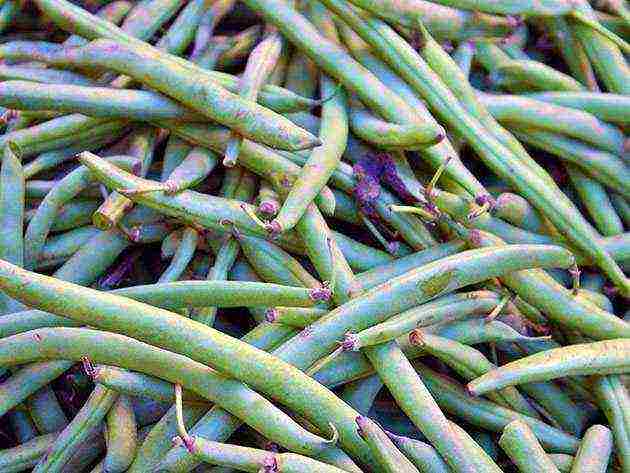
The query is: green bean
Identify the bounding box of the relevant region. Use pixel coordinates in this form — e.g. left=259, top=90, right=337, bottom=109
left=271, top=83, right=347, bottom=229
left=499, top=419, right=560, bottom=473
left=26, top=200, right=100, bottom=233
left=24, top=155, right=138, bottom=269
left=478, top=92, right=625, bottom=155
left=7, top=40, right=320, bottom=151
left=93, top=365, right=208, bottom=404
left=343, top=291, right=502, bottom=350
left=155, top=0, right=213, bottom=55
left=364, top=341, right=477, bottom=472
left=23, top=133, right=126, bottom=179
left=0, top=144, right=25, bottom=313
left=197, top=169, right=256, bottom=327
left=0, top=327, right=349, bottom=459
left=387, top=433, right=451, bottom=473
left=223, top=27, right=286, bottom=167
left=64, top=1, right=133, bottom=48
left=323, top=4, right=629, bottom=294
left=143, top=124, right=338, bottom=220
left=550, top=454, right=575, bottom=472
left=128, top=403, right=207, bottom=473
left=0, top=280, right=324, bottom=339
left=352, top=240, right=466, bottom=293
left=338, top=23, right=485, bottom=197
left=161, top=136, right=191, bottom=181
left=449, top=422, right=503, bottom=472
left=0, top=112, right=127, bottom=158
left=331, top=189, right=361, bottom=225
left=189, top=437, right=349, bottom=472
left=25, top=386, right=68, bottom=434
left=567, top=165, right=624, bottom=237
left=0, top=264, right=369, bottom=461
left=424, top=0, right=574, bottom=15
left=572, top=6, right=630, bottom=95
left=591, top=375, right=630, bottom=472
left=540, top=16, right=599, bottom=91
left=33, top=384, right=118, bottom=473
left=355, top=416, right=420, bottom=473
left=119, top=0, right=186, bottom=41
left=412, top=362, right=580, bottom=453
left=190, top=0, right=237, bottom=59
left=469, top=339, right=630, bottom=395
left=0, top=80, right=205, bottom=121
left=0, top=64, right=98, bottom=86
left=156, top=321, right=309, bottom=473
left=266, top=306, right=329, bottom=327
left=348, top=102, right=445, bottom=149
left=570, top=424, right=613, bottom=473
left=95, top=126, right=159, bottom=230
left=274, top=244, right=574, bottom=374
left=493, top=192, right=548, bottom=234
left=237, top=233, right=321, bottom=288
left=104, top=394, right=138, bottom=473
left=417, top=333, right=540, bottom=418
left=313, top=318, right=549, bottom=389
left=461, top=228, right=630, bottom=340
left=523, top=91, right=630, bottom=125
left=78, top=151, right=306, bottom=252
left=0, top=361, right=73, bottom=420
left=158, top=227, right=199, bottom=283
left=498, top=350, right=588, bottom=436
left=339, top=375, right=382, bottom=415
left=491, top=59, right=586, bottom=92
left=0, top=432, right=58, bottom=473
left=257, top=180, right=281, bottom=217
left=611, top=193, right=630, bottom=228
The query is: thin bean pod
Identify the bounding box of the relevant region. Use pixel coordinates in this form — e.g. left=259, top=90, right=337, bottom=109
left=498, top=419, right=560, bottom=473
left=469, top=339, right=630, bottom=395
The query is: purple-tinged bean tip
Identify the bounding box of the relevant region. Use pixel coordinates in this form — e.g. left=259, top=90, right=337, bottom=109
left=259, top=201, right=279, bottom=216
left=465, top=383, right=479, bottom=398
left=355, top=416, right=368, bottom=437
left=309, top=285, right=332, bottom=302
left=261, top=454, right=278, bottom=472
left=265, top=220, right=282, bottom=236
left=341, top=333, right=359, bottom=351
left=265, top=308, right=278, bottom=323
left=408, top=329, right=423, bottom=346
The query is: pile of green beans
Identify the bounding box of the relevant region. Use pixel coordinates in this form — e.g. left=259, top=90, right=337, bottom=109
left=0, top=0, right=628, bottom=471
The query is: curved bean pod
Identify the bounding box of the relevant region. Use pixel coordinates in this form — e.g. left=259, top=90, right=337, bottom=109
left=0, top=327, right=346, bottom=459
left=469, top=339, right=630, bottom=395
left=0, top=262, right=370, bottom=462
left=355, top=416, right=420, bottom=473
